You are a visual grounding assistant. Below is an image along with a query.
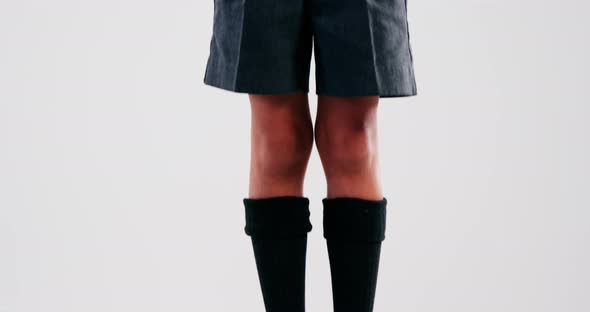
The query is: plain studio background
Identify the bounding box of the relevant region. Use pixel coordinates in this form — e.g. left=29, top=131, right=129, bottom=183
left=0, top=0, right=589, bottom=311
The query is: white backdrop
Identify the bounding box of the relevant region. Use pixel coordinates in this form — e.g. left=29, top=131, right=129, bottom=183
left=1, top=0, right=589, bottom=311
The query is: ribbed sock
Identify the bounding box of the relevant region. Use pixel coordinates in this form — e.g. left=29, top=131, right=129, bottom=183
left=322, top=196, right=387, bottom=312
left=243, top=195, right=313, bottom=312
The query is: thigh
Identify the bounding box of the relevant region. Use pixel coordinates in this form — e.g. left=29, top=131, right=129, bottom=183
left=249, top=92, right=313, bottom=135
left=315, top=95, right=379, bottom=139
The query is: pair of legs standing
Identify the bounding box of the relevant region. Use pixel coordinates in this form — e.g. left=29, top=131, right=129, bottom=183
left=244, top=91, right=387, bottom=312
left=249, top=91, right=382, bottom=200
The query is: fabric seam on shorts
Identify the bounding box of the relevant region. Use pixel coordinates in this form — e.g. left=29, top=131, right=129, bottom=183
left=404, top=0, right=414, bottom=64
left=233, top=0, right=247, bottom=91
left=364, top=0, right=381, bottom=94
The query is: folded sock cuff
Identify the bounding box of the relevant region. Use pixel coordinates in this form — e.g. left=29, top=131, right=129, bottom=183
left=244, top=195, right=313, bottom=238
left=322, top=196, right=387, bottom=242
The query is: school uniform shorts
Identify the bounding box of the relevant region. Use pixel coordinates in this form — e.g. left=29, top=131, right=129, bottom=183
left=203, top=0, right=417, bottom=98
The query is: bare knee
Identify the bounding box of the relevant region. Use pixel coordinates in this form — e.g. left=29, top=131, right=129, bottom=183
left=254, top=129, right=313, bottom=179
left=314, top=118, right=378, bottom=178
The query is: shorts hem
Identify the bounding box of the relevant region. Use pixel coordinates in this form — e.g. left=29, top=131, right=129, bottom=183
left=378, top=90, right=418, bottom=98
left=204, top=77, right=310, bottom=95
left=315, top=88, right=418, bottom=99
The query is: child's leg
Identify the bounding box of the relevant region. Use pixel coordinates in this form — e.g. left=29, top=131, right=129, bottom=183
left=315, top=95, right=387, bottom=312
left=243, top=92, right=314, bottom=312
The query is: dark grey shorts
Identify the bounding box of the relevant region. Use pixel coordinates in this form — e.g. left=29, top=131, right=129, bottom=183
left=203, top=0, right=417, bottom=98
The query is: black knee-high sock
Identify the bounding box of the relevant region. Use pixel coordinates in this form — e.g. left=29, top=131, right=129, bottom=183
left=322, top=196, right=387, bottom=312
left=243, top=195, right=313, bottom=312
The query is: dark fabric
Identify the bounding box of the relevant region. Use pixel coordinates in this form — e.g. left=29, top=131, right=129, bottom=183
left=204, top=0, right=417, bottom=98
left=323, top=196, right=387, bottom=242
left=322, top=196, right=387, bottom=312
left=243, top=195, right=313, bottom=312
left=244, top=195, right=313, bottom=238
